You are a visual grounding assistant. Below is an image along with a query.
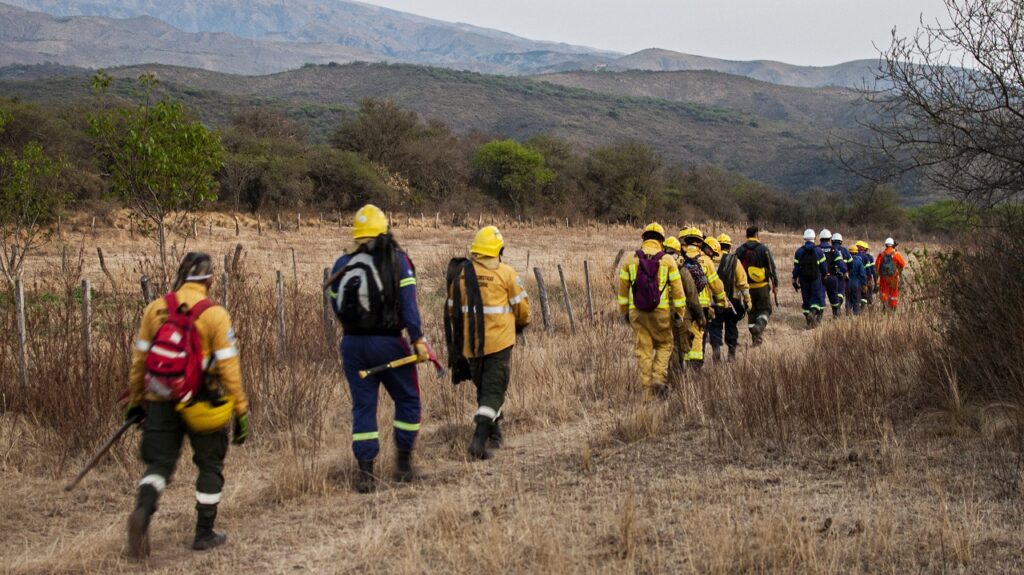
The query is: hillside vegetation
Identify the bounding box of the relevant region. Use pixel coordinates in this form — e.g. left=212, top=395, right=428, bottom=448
left=0, top=62, right=875, bottom=193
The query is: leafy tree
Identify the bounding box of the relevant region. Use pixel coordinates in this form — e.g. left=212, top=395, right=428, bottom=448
left=584, top=142, right=664, bottom=222
left=332, top=99, right=422, bottom=169
left=0, top=111, right=68, bottom=287
left=473, top=139, right=555, bottom=214
left=88, top=72, right=224, bottom=281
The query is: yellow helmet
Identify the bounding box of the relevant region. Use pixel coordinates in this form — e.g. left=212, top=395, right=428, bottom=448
left=703, top=237, right=722, bottom=256
left=176, top=397, right=235, bottom=434
left=353, top=204, right=388, bottom=240
left=471, top=226, right=504, bottom=258
left=663, top=236, right=682, bottom=254
left=643, top=222, right=666, bottom=241
left=850, top=245, right=860, bottom=254
left=717, top=233, right=732, bottom=247
left=684, top=245, right=701, bottom=259
left=679, top=226, right=704, bottom=244
left=856, top=240, right=870, bottom=250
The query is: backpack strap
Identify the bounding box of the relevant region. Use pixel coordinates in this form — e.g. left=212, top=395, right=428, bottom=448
left=164, top=292, right=180, bottom=314
left=189, top=298, right=215, bottom=320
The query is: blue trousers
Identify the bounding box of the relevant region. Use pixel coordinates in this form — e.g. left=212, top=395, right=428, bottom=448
left=824, top=276, right=844, bottom=314
left=800, top=279, right=825, bottom=315
left=847, top=281, right=863, bottom=315
left=341, top=335, right=421, bottom=462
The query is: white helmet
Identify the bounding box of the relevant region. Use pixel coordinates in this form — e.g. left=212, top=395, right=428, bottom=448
left=832, top=233, right=843, bottom=243
left=885, top=237, right=895, bottom=246
left=819, top=229, right=832, bottom=241
left=803, top=229, right=815, bottom=241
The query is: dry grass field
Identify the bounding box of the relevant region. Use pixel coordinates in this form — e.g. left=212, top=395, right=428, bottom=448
left=1, top=214, right=1021, bottom=573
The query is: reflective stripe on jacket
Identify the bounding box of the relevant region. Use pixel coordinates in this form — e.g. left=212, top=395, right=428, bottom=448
left=129, top=282, right=247, bottom=415
left=617, top=240, right=689, bottom=314
left=447, top=255, right=530, bottom=357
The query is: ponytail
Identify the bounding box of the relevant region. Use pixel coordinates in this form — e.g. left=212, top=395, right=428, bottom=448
left=173, top=252, right=214, bottom=291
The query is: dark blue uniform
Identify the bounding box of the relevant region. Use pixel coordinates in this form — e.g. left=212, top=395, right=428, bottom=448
left=330, top=251, right=423, bottom=462
left=792, top=242, right=827, bottom=316
left=859, top=250, right=875, bottom=305
left=819, top=241, right=848, bottom=317
left=833, top=243, right=854, bottom=313
left=847, top=255, right=866, bottom=316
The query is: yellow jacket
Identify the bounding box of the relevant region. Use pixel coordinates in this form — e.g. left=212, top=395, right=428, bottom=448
left=617, top=240, right=692, bottom=316
left=129, top=283, right=247, bottom=415
left=448, top=254, right=530, bottom=357
left=683, top=252, right=727, bottom=308
left=715, top=253, right=752, bottom=308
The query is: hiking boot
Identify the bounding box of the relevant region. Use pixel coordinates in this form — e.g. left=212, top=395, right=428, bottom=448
left=804, top=313, right=815, bottom=330
left=192, top=529, right=227, bottom=551
left=728, top=347, right=737, bottom=362
left=468, top=417, right=492, bottom=460
left=127, top=505, right=153, bottom=560
left=488, top=420, right=504, bottom=449
left=686, top=360, right=704, bottom=372
left=712, top=346, right=722, bottom=364
left=394, top=449, right=419, bottom=483
left=355, top=459, right=376, bottom=494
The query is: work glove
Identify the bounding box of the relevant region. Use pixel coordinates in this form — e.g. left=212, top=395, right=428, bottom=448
left=413, top=339, right=430, bottom=363
left=232, top=413, right=250, bottom=446
left=124, top=404, right=146, bottom=425
left=744, top=297, right=753, bottom=312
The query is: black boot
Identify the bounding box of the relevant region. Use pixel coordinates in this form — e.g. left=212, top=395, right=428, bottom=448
left=804, top=313, right=815, bottom=330
left=712, top=346, right=722, bottom=364
left=355, top=459, right=376, bottom=493
left=192, top=503, right=227, bottom=551
left=468, top=416, right=493, bottom=460
left=728, top=347, right=737, bottom=362
left=127, top=485, right=158, bottom=560
left=394, top=450, right=418, bottom=483
left=488, top=419, right=504, bottom=449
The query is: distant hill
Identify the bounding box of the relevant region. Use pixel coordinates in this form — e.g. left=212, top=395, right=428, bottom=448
left=2, top=0, right=618, bottom=75
left=0, top=3, right=381, bottom=74
left=608, top=48, right=885, bottom=89
left=0, top=62, right=878, bottom=194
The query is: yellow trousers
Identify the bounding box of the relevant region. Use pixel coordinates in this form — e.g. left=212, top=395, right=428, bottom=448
left=629, top=310, right=674, bottom=398
left=681, top=310, right=705, bottom=362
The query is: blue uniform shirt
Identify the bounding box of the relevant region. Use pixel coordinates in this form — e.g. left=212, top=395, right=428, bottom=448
left=330, top=249, right=424, bottom=342
left=819, top=241, right=848, bottom=275
left=860, top=251, right=875, bottom=279
left=848, top=255, right=866, bottom=284
left=792, top=242, right=827, bottom=280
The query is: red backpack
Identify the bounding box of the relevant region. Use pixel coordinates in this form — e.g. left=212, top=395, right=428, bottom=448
left=144, top=292, right=213, bottom=402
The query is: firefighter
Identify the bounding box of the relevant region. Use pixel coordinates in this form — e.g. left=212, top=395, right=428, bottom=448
left=125, top=253, right=249, bottom=558
left=847, top=245, right=867, bottom=315
left=856, top=240, right=877, bottom=306
left=679, top=227, right=727, bottom=370
left=733, top=226, right=778, bottom=346
left=707, top=234, right=752, bottom=362
left=818, top=229, right=848, bottom=319
left=875, top=238, right=907, bottom=310
left=328, top=204, right=427, bottom=493
left=792, top=229, right=828, bottom=328
left=831, top=233, right=853, bottom=315
left=618, top=224, right=697, bottom=398
left=447, top=226, right=530, bottom=460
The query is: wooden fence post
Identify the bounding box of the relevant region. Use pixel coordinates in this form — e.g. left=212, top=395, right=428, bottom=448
left=276, top=213, right=282, bottom=232
left=96, top=247, right=116, bottom=291
left=15, top=277, right=28, bottom=390
left=322, top=267, right=335, bottom=348
left=91, top=217, right=96, bottom=236
left=434, top=212, right=440, bottom=229
left=192, top=218, right=199, bottom=239
left=235, top=215, right=240, bottom=237
left=584, top=260, right=595, bottom=322
left=557, top=264, right=577, bottom=334
left=257, top=214, right=262, bottom=235
left=291, top=248, right=299, bottom=295
left=140, top=275, right=154, bottom=303
left=275, top=271, right=287, bottom=359
left=208, top=221, right=213, bottom=236
left=221, top=270, right=230, bottom=309
left=231, top=244, right=243, bottom=276
left=296, top=213, right=301, bottom=231
left=533, top=268, right=553, bottom=333
left=81, top=279, right=93, bottom=396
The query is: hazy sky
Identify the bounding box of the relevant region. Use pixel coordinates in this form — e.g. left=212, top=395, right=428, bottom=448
left=362, top=0, right=950, bottom=66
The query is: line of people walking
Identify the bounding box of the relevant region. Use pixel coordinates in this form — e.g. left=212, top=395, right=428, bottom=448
left=792, top=229, right=905, bottom=327
left=617, top=224, right=780, bottom=399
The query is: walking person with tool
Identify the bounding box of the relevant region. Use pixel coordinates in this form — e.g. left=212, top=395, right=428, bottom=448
left=733, top=227, right=778, bottom=346
left=875, top=237, right=907, bottom=310
left=793, top=229, right=828, bottom=328
left=679, top=227, right=727, bottom=371
left=328, top=204, right=429, bottom=493
left=446, top=226, right=530, bottom=460
left=124, top=252, right=249, bottom=558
